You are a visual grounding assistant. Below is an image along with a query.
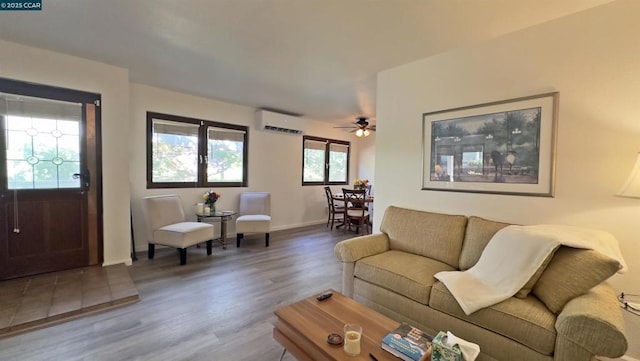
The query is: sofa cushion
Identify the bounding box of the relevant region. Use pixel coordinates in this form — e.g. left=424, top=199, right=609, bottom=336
left=430, top=281, right=557, bottom=356
left=515, top=247, right=558, bottom=298
left=354, top=250, right=455, bottom=304
left=532, top=246, right=621, bottom=314
left=459, top=217, right=550, bottom=298
left=380, top=206, right=467, bottom=268
left=154, top=222, right=213, bottom=248
left=458, top=216, right=511, bottom=271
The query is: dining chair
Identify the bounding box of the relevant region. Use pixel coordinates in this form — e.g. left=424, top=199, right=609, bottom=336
left=365, top=184, right=373, bottom=196
left=323, top=186, right=345, bottom=230
left=142, top=194, right=214, bottom=265
left=342, top=188, right=370, bottom=235
left=235, top=192, right=271, bottom=247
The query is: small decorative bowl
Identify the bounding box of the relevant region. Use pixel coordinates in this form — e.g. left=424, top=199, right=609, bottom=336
left=326, top=333, right=344, bottom=347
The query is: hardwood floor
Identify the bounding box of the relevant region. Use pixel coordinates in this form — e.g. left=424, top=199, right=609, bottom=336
left=0, top=224, right=358, bottom=361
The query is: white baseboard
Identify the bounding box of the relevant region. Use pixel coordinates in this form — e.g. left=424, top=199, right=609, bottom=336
left=133, top=219, right=329, bottom=253
left=270, top=219, right=326, bottom=232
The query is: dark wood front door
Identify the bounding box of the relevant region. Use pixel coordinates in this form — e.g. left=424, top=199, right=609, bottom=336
left=0, top=78, right=102, bottom=280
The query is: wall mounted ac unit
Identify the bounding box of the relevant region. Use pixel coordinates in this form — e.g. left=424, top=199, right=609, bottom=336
left=256, top=110, right=305, bottom=135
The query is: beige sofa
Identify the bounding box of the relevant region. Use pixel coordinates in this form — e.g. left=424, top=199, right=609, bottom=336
left=334, top=206, right=627, bottom=361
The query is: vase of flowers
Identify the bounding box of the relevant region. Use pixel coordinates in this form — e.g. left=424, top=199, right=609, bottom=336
left=353, top=178, right=369, bottom=190
left=202, top=189, right=221, bottom=214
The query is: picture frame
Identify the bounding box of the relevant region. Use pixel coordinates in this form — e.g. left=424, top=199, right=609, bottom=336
left=422, top=92, right=558, bottom=197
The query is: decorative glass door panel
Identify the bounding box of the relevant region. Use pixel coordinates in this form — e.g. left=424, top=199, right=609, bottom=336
left=5, top=104, right=81, bottom=189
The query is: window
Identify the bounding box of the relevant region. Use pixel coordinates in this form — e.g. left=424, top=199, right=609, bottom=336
left=147, top=112, right=248, bottom=188
left=302, top=135, right=349, bottom=185
left=2, top=95, right=83, bottom=189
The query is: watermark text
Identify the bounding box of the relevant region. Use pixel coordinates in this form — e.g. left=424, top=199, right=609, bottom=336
left=0, top=1, right=42, bottom=11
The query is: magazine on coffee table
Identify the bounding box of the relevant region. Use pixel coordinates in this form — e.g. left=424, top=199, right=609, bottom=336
left=381, top=322, right=432, bottom=361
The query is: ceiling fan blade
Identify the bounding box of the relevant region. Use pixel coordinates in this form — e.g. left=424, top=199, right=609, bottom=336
left=333, top=126, right=357, bottom=129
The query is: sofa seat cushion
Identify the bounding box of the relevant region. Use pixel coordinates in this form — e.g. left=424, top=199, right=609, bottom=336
left=430, top=281, right=557, bottom=355
left=354, top=250, right=455, bottom=304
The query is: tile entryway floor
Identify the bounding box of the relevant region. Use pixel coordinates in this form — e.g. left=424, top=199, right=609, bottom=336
left=0, top=264, right=139, bottom=338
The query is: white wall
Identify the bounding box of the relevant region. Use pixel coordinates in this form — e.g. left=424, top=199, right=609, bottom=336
left=375, top=1, right=640, bottom=358
left=357, top=133, right=376, bottom=192
left=0, top=39, right=132, bottom=267
left=0, top=37, right=369, bottom=265
left=129, top=83, right=362, bottom=249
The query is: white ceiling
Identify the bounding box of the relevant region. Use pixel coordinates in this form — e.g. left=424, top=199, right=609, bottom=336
left=0, top=0, right=613, bottom=124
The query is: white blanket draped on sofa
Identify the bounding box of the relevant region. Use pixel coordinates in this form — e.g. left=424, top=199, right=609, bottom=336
left=434, top=225, right=627, bottom=315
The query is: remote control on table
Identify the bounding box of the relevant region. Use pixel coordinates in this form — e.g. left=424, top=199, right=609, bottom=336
left=316, top=292, right=333, bottom=301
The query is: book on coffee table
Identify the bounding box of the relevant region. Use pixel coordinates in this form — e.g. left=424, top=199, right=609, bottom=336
left=381, top=322, right=432, bottom=361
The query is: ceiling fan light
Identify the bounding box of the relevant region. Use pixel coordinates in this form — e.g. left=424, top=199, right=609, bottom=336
left=355, top=129, right=364, bottom=137
left=363, top=129, right=370, bottom=137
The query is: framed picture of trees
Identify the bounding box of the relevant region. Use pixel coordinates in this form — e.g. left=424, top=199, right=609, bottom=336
left=422, top=92, right=558, bottom=196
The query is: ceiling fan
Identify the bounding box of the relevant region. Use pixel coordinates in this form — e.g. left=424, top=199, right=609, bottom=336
left=334, top=117, right=376, bottom=137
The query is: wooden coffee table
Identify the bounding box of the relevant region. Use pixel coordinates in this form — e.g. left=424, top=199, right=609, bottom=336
left=273, top=289, right=401, bottom=361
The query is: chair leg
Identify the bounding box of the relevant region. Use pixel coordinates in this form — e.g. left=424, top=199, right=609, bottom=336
left=179, top=248, right=187, bottom=265
left=330, top=213, right=336, bottom=230
left=355, top=219, right=365, bottom=235
left=237, top=233, right=244, bottom=248
left=148, top=244, right=155, bottom=259
left=206, top=240, right=213, bottom=255
left=265, top=233, right=270, bottom=247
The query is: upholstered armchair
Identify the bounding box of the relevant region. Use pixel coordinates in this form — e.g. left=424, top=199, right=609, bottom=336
left=142, top=194, right=214, bottom=265
left=235, top=192, right=271, bottom=247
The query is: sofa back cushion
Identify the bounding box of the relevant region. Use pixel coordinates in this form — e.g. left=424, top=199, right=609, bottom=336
left=459, top=217, right=552, bottom=298
left=532, top=246, right=622, bottom=314
left=380, top=206, right=467, bottom=268
left=458, top=216, right=511, bottom=271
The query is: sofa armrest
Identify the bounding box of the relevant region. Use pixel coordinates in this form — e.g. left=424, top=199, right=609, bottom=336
left=334, top=233, right=390, bottom=263
left=334, top=234, right=390, bottom=297
left=554, top=283, right=627, bottom=359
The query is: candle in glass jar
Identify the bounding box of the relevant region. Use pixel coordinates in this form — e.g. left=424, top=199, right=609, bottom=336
left=343, top=324, right=362, bottom=356
left=197, top=203, right=204, bottom=214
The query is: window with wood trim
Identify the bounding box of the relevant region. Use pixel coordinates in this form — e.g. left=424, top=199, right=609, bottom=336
left=147, top=112, right=248, bottom=188
left=302, top=135, right=349, bottom=185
